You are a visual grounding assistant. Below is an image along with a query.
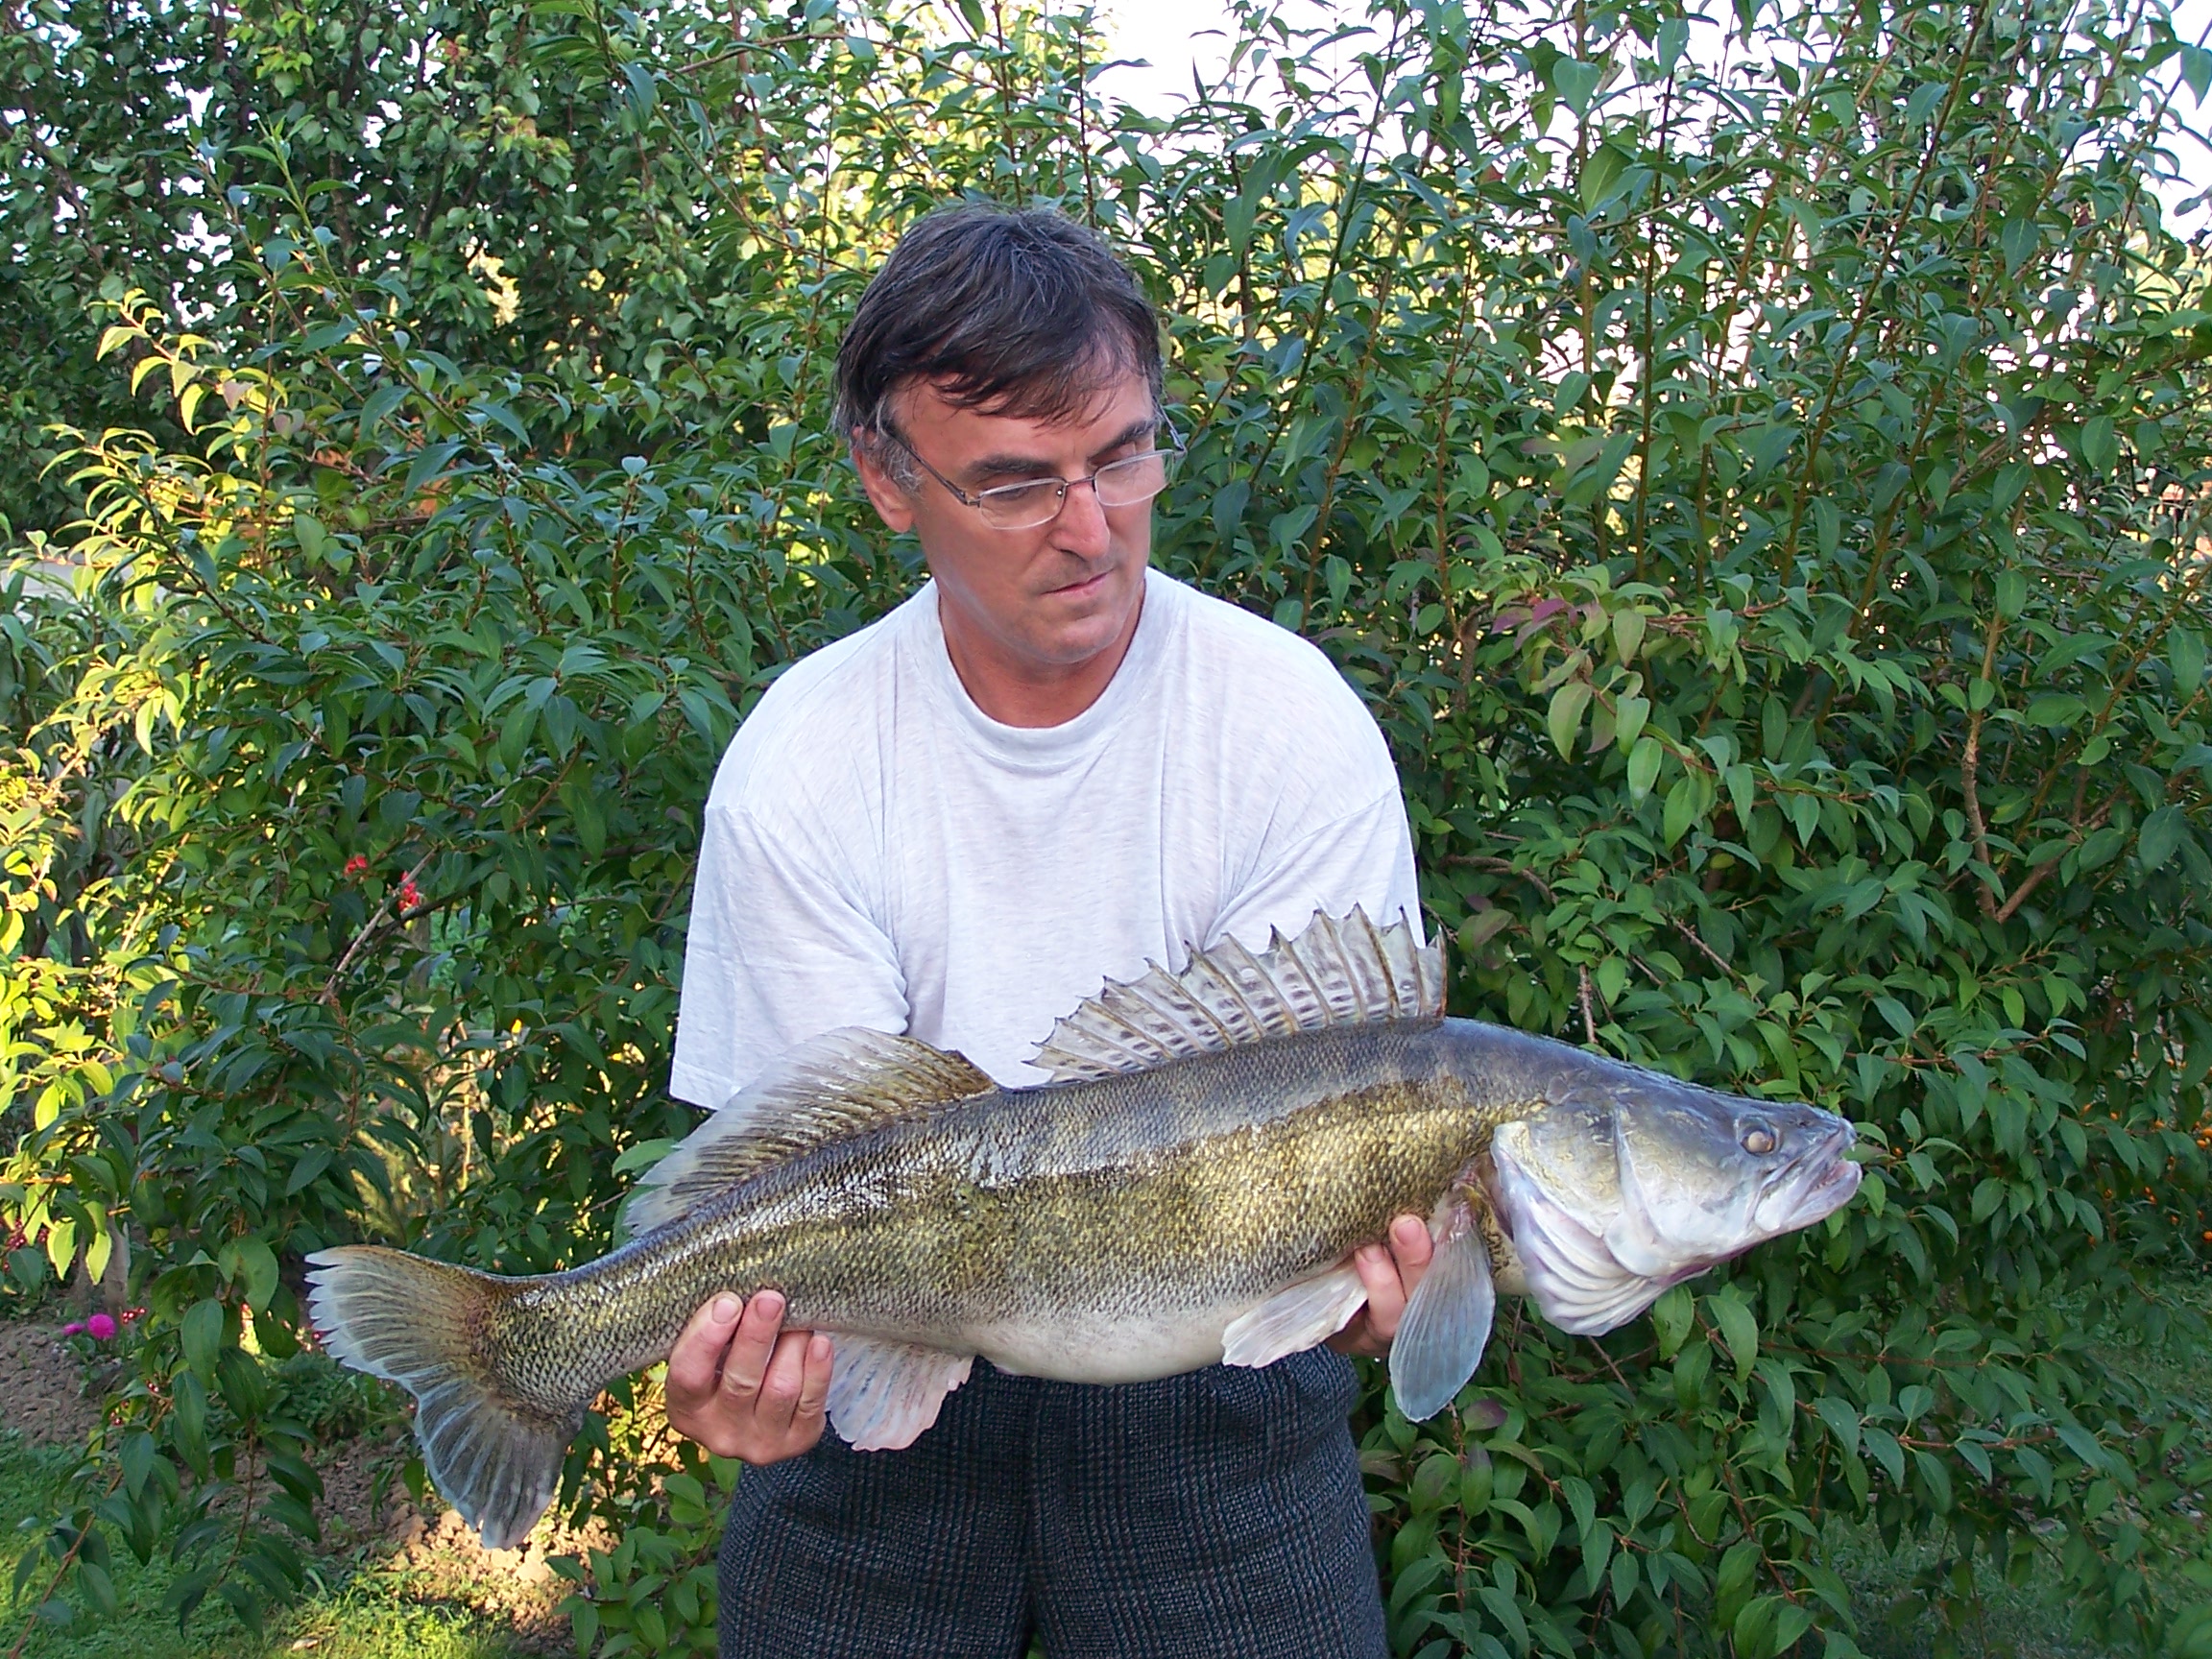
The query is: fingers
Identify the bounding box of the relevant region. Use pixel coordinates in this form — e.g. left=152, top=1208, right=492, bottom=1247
left=661, top=1290, right=831, bottom=1464
left=666, top=1293, right=742, bottom=1408
left=717, top=1289, right=788, bottom=1402
left=1356, top=1240, right=1408, bottom=1341
left=1388, top=1214, right=1435, bottom=1297
left=799, top=1334, right=834, bottom=1425
left=751, top=1324, right=816, bottom=1437
left=1339, top=1214, right=1434, bottom=1351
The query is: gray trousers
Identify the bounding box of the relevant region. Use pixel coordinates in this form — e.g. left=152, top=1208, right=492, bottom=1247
left=715, top=1349, right=1388, bottom=1658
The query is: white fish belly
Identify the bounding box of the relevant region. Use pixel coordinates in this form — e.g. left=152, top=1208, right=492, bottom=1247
left=972, top=1305, right=1253, bottom=1383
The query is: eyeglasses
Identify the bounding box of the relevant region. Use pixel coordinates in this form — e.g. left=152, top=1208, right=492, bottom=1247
left=878, top=425, right=1184, bottom=531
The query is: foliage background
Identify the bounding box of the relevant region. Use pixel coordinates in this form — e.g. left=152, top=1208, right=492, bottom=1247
left=6, top=0, right=2212, bottom=1651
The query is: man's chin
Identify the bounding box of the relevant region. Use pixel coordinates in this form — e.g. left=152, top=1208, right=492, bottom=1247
left=1027, top=573, right=1142, bottom=661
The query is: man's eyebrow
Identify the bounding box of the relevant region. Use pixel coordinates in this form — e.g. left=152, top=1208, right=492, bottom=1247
left=964, top=417, right=1162, bottom=484
left=1090, top=416, right=1163, bottom=461
left=965, top=451, right=1062, bottom=482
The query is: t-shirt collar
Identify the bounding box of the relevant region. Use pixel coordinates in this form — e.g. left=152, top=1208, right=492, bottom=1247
left=912, top=566, right=1171, bottom=767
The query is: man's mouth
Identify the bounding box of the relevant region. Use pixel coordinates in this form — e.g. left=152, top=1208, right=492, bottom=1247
left=1048, top=568, right=1112, bottom=597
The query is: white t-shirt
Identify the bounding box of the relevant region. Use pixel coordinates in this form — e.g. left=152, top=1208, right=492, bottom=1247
left=670, top=566, right=1421, bottom=1104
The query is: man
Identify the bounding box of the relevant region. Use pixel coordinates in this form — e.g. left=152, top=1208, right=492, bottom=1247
left=663, top=204, right=1435, bottom=1658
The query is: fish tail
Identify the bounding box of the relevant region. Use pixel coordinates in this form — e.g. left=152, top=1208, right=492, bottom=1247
left=306, top=1245, right=581, bottom=1550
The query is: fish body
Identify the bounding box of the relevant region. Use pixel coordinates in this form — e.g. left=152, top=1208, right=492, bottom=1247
left=309, top=912, right=1860, bottom=1549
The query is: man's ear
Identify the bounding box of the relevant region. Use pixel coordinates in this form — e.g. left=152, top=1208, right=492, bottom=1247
left=851, top=434, right=918, bottom=533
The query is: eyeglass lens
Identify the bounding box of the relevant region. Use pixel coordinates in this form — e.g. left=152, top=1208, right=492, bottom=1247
left=974, top=451, right=1179, bottom=529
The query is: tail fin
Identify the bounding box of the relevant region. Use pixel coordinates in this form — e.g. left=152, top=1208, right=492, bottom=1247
left=306, top=1246, right=580, bottom=1551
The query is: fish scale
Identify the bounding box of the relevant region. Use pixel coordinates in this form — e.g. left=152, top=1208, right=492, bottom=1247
left=306, top=910, right=1860, bottom=1549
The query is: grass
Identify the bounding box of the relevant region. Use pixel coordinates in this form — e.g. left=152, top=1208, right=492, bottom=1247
left=0, top=1431, right=528, bottom=1659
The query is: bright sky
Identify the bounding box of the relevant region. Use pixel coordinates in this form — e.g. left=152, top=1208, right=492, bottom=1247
left=1091, top=0, right=2212, bottom=229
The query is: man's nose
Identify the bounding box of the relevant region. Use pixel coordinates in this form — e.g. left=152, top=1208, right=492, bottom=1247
left=1050, top=476, right=1113, bottom=556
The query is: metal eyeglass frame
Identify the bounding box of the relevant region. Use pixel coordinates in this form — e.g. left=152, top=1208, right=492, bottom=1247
left=876, top=422, right=1186, bottom=531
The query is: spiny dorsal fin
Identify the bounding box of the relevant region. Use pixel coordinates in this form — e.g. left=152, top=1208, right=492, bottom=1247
left=1030, top=907, right=1440, bottom=1084
left=624, top=1028, right=993, bottom=1237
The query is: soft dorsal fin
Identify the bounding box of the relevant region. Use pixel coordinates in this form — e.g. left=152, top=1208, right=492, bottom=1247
left=1030, top=907, right=1441, bottom=1084
left=623, top=1028, right=993, bottom=1237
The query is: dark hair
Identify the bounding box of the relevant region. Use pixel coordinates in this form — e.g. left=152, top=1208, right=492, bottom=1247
left=831, top=204, right=1163, bottom=461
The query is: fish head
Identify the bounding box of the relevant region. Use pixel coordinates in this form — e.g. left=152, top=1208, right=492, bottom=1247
left=1482, top=1058, right=1860, bottom=1335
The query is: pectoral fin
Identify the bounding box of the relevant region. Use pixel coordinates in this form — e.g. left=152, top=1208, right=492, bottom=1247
left=824, top=1336, right=974, bottom=1452
left=1388, top=1198, right=1497, bottom=1421
left=1220, top=1265, right=1369, bottom=1368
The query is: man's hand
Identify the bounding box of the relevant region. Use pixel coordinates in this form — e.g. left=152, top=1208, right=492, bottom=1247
left=665, top=1290, right=834, bottom=1464
left=1326, top=1214, right=1434, bottom=1358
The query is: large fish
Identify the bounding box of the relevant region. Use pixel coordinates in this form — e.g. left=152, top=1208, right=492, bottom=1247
left=307, top=911, right=1860, bottom=1549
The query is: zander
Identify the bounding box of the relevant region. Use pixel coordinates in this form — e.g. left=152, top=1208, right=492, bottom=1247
left=308, top=910, right=1860, bottom=1548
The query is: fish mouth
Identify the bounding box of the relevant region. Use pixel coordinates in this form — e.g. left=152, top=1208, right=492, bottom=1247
left=1753, top=1121, right=1861, bottom=1233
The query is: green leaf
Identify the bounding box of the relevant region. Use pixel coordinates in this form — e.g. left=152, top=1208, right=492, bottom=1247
left=613, top=1137, right=678, bottom=1178
left=1626, top=733, right=1663, bottom=802
left=1612, top=608, right=1647, bottom=663
left=2172, top=626, right=2206, bottom=696
left=2141, top=805, right=2186, bottom=871
left=233, top=1237, right=280, bottom=1312
left=1611, top=694, right=1649, bottom=753
left=1662, top=774, right=1701, bottom=846
left=1547, top=679, right=1593, bottom=759
left=1650, top=1283, right=1694, bottom=1358
left=1708, top=1288, right=1759, bottom=1378
left=1815, top=1394, right=1861, bottom=1456
left=2182, top=42, right=2212, bottom=102
left=1551, top=55, right=1601, bottom=112
left=1457, top=907, right=1512, bottom=953
left=2080, top=415, right=2118, bottom=476
left=43, top=1216, right=75, bottom=1279
left=181, top=1298, right=225, bottom=1379
left=1579, top=141, right=1629, bottom=208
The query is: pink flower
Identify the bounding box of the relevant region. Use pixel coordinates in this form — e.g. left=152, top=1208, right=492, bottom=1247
left=62, top=1322, right=84, bottom=1337
left=86, top=1313, right=117, bottom=1340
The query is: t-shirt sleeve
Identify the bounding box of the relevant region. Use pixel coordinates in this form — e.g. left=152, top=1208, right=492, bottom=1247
left=669, top=801, right=909, bottom=1111
left=1210, top=783, right=1422, bottom=954
left=1165, top=593, right=1422, bottom=950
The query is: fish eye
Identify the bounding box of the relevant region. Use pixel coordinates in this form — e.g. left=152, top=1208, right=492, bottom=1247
left=1741, top=1123, right=1778, bottom=1155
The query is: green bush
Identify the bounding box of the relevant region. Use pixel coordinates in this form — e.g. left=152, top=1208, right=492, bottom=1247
left=5, top=0, right=2212, bottom=1651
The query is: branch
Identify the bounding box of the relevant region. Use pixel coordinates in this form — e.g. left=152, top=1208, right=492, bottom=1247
left=1962, top=611, right=2003, bottom=918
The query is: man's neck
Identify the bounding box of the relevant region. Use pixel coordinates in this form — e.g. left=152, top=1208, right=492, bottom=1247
left=937, top=586, right=1146, bottom=729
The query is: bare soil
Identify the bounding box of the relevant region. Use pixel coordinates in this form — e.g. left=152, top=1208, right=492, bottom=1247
left=0, top=1318, right=103, bottom=1446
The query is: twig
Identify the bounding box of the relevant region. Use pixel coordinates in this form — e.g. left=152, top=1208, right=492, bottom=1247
left=321, top=848, right=436, bottom=1004
left=1671, top=917, right=1736, bottom=980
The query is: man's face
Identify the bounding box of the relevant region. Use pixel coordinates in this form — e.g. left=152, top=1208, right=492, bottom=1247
left=854, top=371, right=1159, bottom=686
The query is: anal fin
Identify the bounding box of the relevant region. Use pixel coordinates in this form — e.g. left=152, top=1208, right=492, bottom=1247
left=824, top=1335, right=974, bottom=1452
left=1220, top=1265, right=1369, bottom=1368
left=1389, top=1191, right=1498, bottom=1421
